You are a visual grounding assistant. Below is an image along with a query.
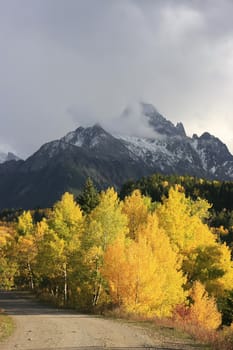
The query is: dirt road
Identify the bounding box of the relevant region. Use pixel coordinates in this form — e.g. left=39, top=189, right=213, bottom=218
left=0, top=291, right=202, bottom=350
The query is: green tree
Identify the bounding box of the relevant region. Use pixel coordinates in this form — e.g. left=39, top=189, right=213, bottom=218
left=77, top=178, right=99, bottom=214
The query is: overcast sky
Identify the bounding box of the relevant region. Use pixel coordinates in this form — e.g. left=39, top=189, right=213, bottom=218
left=1, top=0, right=233, bottom=158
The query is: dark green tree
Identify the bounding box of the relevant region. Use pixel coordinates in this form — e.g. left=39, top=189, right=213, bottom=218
left=77, top=178, right=100, bottom=214
left=218, top=290, right=233, bottom=325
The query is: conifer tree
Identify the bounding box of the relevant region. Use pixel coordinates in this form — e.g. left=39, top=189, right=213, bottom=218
left=77, top=177, right=99, bottom=214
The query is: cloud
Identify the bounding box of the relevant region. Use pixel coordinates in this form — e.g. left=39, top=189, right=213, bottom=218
left=0, top=141, right=17, bottom=155
left=0, top=0, right=233, bottom=157
left=104, top=102, right=160, bottom=139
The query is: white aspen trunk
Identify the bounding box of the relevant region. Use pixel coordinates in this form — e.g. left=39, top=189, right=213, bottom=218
left=64, top=263, right=68, bottom=304
left=27, top=261, right=34, bottom=290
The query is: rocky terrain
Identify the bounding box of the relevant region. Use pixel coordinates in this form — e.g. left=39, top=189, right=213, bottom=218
left=0, top=102, right=232, bottom=209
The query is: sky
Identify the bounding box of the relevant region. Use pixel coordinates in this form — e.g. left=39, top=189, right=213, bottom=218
left=1, top=0, right=233, bottom=159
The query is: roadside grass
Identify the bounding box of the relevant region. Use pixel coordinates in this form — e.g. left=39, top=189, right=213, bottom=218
left=103, top=309, right=212, bottom=349
left=0, top=311, right=14, bottom=341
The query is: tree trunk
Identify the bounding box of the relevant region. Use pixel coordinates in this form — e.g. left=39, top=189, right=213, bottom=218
left=64, top=263, right=68, bottom=304
left=27, top=261, right=34, bottom=290
left=92, top=255, right=102, bottom=306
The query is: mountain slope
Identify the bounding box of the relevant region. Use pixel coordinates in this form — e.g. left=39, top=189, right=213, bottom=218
left=0, top=103, right=233, bottom=209
left=0, top=125, right=151, bottom=209
left=116, top=103, right=233, bottom=180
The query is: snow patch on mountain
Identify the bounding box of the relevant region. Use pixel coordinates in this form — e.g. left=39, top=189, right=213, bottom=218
left=62, top=125, right=109, bottom=149
left=34, top=140, right=70, bottom=159
left=116, top=134, right=198, bottom=169
left=191, top=139, right=208, bottom=170
left=21, top=102, right=233, bottom=181
left=116, top=135, right=171, bottom=162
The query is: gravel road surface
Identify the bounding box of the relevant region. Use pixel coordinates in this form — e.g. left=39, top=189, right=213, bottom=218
left=0, top=291, right=202, bottom=350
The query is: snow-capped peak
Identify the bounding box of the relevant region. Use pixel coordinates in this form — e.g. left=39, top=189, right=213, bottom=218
left=62, top=124, right=111, bottom=149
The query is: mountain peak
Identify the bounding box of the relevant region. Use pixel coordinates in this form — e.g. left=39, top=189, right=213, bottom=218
left=140, top=102, right=158, bottom=117
left=1, top=105, right=233, bottom=209
left=140, top=102, right=186, bottom=137
left=200, top=132, right=214, bottom=141
left=62, top=124, right=112, bottom=149
left=176, top=122, right=186, bottom=137
left=0, top=151, right=20, bottom=164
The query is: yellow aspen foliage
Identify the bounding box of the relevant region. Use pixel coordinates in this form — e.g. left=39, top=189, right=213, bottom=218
left=103, top=236, right=164, bottom=316
left=189, top=281, right=221, bottom=330
left=74, top=221, right=106, bottom=306
left=123, top=238, right=163, bottom=316
left=157, top=186, right=215, bottom=254
left=0, top=223, right=17, bottom=289
left=34, top=219, right=49, bottom=242
left=212, top=226, right=229, bottom=237
left=103, top=213, right=186, bottom=317
left=102, top=236, right=128, bottom=306
left=35, top=194, right=84, bottom=303
left=17, top=211, right=37, bottom=289
left=53, top=192, right=83, bottom=224
left=88, top=187, right=128, bottom=250
left=81, top=219, right=104, bottom=252
left=18, top=211, right=33, bottom=236
left=35, top=217, right=66, bottom=276
left=0, top=225, right=12, bottom=247
left=122, top=190, right=149, bottom=240
left=189, top=197, right=211, bottom=221
left=183, top=243, right=233, bottom=296
left=79, top=188, right=128, bottom=306
left=49, top=192, right=83, bottom=242
left=17, top=235, right=36, bottom=255
left=35, top=228, right=66, bottom=286
left=139, top=214, right=186, bottom=311
left=211, top=243, right=233, bottom=295
left=157, top=187, right=233, bottom=297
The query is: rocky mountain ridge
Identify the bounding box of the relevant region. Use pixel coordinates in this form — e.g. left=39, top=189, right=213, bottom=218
left=0, top=102, right=232, bottom=209
left=0, top=151, right=20, bottom=164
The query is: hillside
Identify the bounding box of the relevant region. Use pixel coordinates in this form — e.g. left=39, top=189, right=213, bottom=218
left=0, top=102, right=233, bottom=209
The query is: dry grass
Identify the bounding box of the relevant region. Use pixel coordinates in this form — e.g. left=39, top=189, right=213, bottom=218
left=0, top=310, right=14, bottom=341
left=103, top=307, right=210, bottom=349
left=104, top=307, right=233, bottom=350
